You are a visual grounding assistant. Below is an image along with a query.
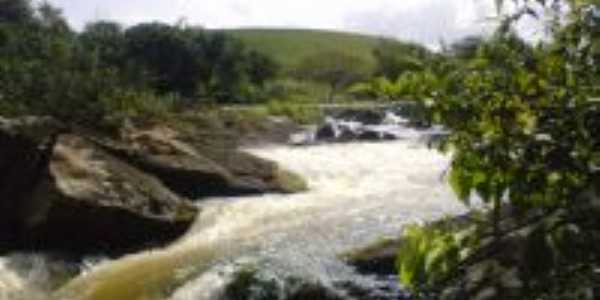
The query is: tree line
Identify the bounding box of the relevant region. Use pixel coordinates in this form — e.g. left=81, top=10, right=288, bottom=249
left=0, top=0, right=279, bottom=123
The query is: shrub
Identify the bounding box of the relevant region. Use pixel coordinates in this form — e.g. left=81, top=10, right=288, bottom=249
left=101, top=89, right=184, bottom=119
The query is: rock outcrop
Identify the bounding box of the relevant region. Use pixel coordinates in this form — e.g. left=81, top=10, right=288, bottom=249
left=0, top=117, right=198, bottom=255
left=98, top=124, right=307, bottom=197
left=0, top=116, right=306, bottom=255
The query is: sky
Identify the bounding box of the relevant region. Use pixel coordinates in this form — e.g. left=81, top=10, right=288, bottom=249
left=46, top=0, right=544, bottom=48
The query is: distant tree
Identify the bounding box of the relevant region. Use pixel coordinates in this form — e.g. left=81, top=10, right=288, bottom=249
left=246, top=50, right=279, bottom=88
left=373, top=40, right=429, bottom=80
left=447, top=35, right=485, bottom=59
left=37, top=1, right=70, bottom=33
left=191, top=31, right=252, bottom=102
left=80, top=21, right=126, bottom=68
left=294, top=51, right=371, bottom=102
left=0, top=0, right=275, bottom=117
left=0, top=0, right=34, bottom=24
left=124, top=22, right=198, bottom=96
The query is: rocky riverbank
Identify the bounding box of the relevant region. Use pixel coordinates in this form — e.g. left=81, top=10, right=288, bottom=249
left=0, top=115, right=307, bottom=256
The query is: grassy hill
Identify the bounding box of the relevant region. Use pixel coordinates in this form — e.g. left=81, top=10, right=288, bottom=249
left=221, top=28, right=395, bottom=70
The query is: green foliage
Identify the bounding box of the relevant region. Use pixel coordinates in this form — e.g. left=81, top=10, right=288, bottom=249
left=395, top=1, right=600, bottom=298
left=445, top=35, right=485, bottom=59
left=263, top=78, right=327, bottom=103
left=0, top=1, right=283, bottom=123
left=101, top=89, right=184, bottom=119
left=0, top=0, right=34, bottom=24
left=352, top=71, right=440, bottom=103
left=247, top=50, right=280, bottom=87
left=373, top=40, right=431, bottom=80
left=396, top=225, right=458, bottom=292
left=349, top=77, right=401, bottom=101
left=397, top=222, right=486, bottom=295
left=293, top=51, right=371, bottom=102
left=80, top=21, right=126, bottom=69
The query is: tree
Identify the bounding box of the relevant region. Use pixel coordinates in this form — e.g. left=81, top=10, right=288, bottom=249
left=246, top=50, right=279, bottom=88
left=395, top=1, right=600, bottom=298
left=446, top=35, right=485, bottom=59
left=124, top=22, right=198, bottom=96
left=0, top=1, right=274, bottom=118
left=37, top=1, right=70, bottom=33
left=373, top=40, right=429, bottom=80
left=190, top=30, right=254, bottom=102
left=80, top=21, right=126, bottom=68
left=294, top=51, right=370, bottom=102
left=0, top=0, right=34, bottom=24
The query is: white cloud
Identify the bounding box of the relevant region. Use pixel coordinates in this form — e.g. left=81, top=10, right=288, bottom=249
left=345, top=0, right=497, bottom=48
left=47, top=0, right=511, bottom=46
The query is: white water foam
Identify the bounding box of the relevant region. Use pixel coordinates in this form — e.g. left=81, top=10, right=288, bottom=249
left=41, top=137, right=464, bottom=300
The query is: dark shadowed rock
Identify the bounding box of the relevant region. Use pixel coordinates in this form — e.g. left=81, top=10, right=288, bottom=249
left=381, top=132, right=398, bottom=141
left=224, top=265, right=407, bottom=300
left=0, top=117, right=198, bottom=255
left=93, top=126, right=261, bottom=198
left=316, top=122, right=337, bottom=140
left=358, top=130, right=381, bottom=141
left=0, top=116, right=307, bottom=255
left=91, top=124, right=307, bottom=198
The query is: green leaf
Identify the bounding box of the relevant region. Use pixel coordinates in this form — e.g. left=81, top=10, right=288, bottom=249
left=449, top=167, right=473, bottom=204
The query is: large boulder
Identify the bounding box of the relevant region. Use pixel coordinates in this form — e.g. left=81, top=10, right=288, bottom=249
left=99, top=124, right=307, bottom=197
left=0, top=116, right=307, bottom=255
left=0, top=117, right=198, bottom=255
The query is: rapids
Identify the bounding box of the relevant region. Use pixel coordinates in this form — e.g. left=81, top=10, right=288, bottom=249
left=0, top=133, right=466, bottom=300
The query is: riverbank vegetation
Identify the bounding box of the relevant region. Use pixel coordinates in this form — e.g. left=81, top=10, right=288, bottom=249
left=0, top=0, right=433, bottom=128
left=392, top=1, right=600, bottom=298
left=0, top=0, right=282, bottom=124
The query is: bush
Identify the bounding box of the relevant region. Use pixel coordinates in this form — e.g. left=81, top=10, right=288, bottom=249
left=101, top=89, right=185, bottom=119
left=395, top=1, right=600, bottom=298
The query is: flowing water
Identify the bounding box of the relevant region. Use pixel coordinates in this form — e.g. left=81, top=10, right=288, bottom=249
left=0, top=130, right=466, bottom=300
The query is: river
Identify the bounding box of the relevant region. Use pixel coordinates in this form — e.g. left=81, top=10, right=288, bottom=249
left=0, top=131, right=466, bottom=300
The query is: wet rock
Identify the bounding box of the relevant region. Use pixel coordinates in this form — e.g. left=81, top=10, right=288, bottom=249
left=96, top=124, right=307, bottom=198
left=316, top=122, right=337, bottom=140
left=0, top=117, right=198, bottom=255
left=224, top=267, right=345, bottom=300
left=95, top=126, right=262, bottom=198
left=0, top=116, right=307, bottom=255
left=310, top=112, right=406, bottom=144
left=223, top=266, right=408, bottom=300
left=342, top=238, right=403, bottom=276
left=381, top=132, right=398, bottom=141
left=357, top=130, right=381, bottom=141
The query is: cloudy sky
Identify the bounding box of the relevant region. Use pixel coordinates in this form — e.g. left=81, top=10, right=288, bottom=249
left=47, top=0, right=542, bottom=48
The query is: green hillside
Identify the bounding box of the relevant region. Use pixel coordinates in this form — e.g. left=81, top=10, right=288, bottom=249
left=221, top=28, right=395, bottom=70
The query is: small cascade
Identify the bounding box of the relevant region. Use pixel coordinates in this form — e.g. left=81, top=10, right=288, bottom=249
left=289, top=105, right=448, bottom=145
